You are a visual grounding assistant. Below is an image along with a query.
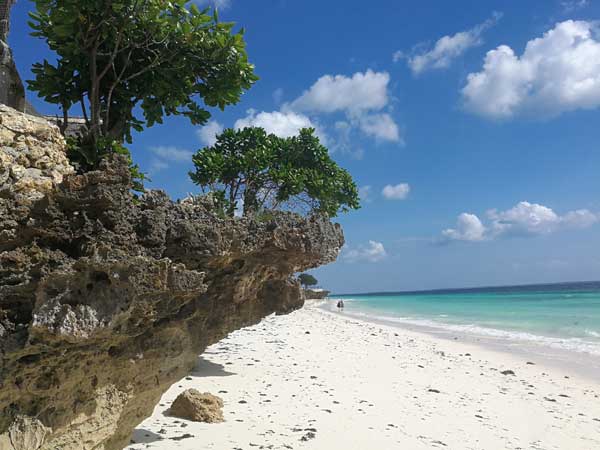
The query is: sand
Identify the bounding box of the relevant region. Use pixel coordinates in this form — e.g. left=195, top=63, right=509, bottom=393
left=125, top=300, right=600, bottom=450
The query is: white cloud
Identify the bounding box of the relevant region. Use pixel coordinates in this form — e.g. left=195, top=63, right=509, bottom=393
left=234, top=109, right=323, bottom=140
left=357, top=113, right=401, bottom=143
left=342, top=241, right=387, bottom=263
left=487, top=202, right=560, bottom=236
left=562, top=209, right=599, bottom=228
left=286, top=70, right=402, bottom=145
left=442, top=213, right=487, bottom=242
left=382, top=183, right=410, bottom=200
left=359, top=185, right=372, bottom=203
left=405, top=13, right=502, bottom=75
left=149, top=146, right=193, bottom=163
left=462, top=20, right=600, bottom=119
left=442, top=201, right=599, bottom=242
left=289, top=70, right=390, bottom=114
left=148, top=146, right=194, bottom=173
left=197, top=120, right=223, bottom=146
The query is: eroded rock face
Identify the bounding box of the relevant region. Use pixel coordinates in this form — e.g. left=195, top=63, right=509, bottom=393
left=1, top=3, right=26, bottom=112
left=0, top=108, right=344, bottom=450
left=303, top=288, right=331, bottom=300
left=167, top=389, right=224, bottom=423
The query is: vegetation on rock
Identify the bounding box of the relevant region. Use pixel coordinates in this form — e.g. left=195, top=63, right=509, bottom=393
left=27, top=0, right=257, bottom=185
left=298, top=273, right=318, bottom=288
left=189, top=127, right=360, bottom=217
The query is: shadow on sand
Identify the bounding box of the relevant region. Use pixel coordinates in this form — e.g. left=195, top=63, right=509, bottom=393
left=190, top=355, right=236, bottom=377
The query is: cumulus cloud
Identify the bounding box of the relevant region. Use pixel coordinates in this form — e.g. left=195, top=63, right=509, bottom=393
left=382, top=183, right=410, bottom=200
left=442, top=213, right=487, bottom=242
left=287, top=70, right=402, bottom=144
left=232, top=70, right=402, bottom=154
left=357, top=113, right=401, bottom=143
left=289, top=70, right=390, bottom=114
left=404, top=12, right=502, bottom=75
left=342, top=241, right=387, bottom=263
left=441, top=201, right=599, bottom=242
left=197, top=120, right=223, bottom=146
left=234, top=109, right=323, bottom=140
left=462, top=20, right=600, bottom=119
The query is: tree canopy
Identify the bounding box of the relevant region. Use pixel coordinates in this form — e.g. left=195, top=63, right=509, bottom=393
left=28, top=0, right=257, bottom=170
left=189, top=127, right=360, bottom=218
left=298, top=273, right=318, bottom=288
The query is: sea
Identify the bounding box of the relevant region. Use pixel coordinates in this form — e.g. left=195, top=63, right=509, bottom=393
left=330, top=281, right=600, bottom=361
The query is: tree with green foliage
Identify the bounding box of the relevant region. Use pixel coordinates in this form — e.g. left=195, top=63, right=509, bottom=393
left=189, top=127, right=360, bottom=217
left=28, top=0, right=257, bottom=176
left=298, top=273, right=318, bottom=288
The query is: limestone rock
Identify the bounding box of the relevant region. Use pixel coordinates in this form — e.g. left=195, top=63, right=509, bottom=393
left=0, top=110, right=344, bottom=450
left=167, top=389, right=224, bottom=423
left=0, top=105, right=73, bottom=204
left=303, top=288, right=330, bottom=300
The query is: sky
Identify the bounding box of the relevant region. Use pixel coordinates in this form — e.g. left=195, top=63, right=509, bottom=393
left=9, top=0, right=600, bottom=293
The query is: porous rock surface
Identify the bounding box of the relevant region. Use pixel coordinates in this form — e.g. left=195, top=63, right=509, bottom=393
left=167, top=389, right=224, bottom=423
left=302, top=288, right=330, bottom=300
left=0, top=107, right=344, bottom=450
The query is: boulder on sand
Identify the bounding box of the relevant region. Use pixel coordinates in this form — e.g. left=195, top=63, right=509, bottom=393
left=167, top=389, right=224, bottom=423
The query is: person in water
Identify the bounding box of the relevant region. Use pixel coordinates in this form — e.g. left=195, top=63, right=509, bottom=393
left=336, top=300, right=345, bottom=309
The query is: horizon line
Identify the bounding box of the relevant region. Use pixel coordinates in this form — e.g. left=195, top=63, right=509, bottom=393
left=332, top=279, right=600, bottom=297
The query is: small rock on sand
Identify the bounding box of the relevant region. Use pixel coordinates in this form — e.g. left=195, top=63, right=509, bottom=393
left=167, top=389, right=224, bottom=423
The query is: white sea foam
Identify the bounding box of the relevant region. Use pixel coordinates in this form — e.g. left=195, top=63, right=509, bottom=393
left=333, top=307, right=600, bottom=357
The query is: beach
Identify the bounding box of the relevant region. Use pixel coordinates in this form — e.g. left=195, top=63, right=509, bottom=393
left=125, top=300, right=600, bottom=450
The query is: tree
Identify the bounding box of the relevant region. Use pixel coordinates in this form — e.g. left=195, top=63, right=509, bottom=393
left=28, top=0, right=257, bottom=169
left=298, top=273, right=318, bottom=288
left=189, top=127, right=360, bottom=217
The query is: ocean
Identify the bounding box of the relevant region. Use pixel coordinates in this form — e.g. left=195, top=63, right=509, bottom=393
left=332, top=281, right=600, bottom=357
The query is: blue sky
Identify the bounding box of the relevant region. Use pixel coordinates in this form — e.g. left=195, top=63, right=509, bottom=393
left=9, top=0, right=600, bottom=293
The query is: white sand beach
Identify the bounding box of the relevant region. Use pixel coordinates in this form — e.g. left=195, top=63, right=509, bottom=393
left=125, top=301, right=600, bottom=450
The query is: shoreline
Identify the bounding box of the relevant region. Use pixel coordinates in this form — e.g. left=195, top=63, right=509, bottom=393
left=125, top=300, right=600, bottom=450
left=320, top=299, right=600, bottom=382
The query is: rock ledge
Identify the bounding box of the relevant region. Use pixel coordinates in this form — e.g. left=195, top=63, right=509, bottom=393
left=0, top=108, right=344, bottom=450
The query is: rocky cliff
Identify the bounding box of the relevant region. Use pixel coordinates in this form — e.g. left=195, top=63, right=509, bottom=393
left=303, top=288, right=331, bottom=300
left=0, top=106, right=344, bottom=450
left=0, top=1, right=26, bottom=112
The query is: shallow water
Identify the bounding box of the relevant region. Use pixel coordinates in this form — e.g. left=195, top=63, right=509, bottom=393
left=333, top=281, right=600, bottom=357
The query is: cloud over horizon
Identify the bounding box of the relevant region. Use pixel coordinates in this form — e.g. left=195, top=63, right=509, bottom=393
left=441, top=201, right=599, bottom=242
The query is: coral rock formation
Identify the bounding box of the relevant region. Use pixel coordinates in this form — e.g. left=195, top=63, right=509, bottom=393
left=0, top=106, right=344, bottom=450
left=167, top=389, right=224, bottom=423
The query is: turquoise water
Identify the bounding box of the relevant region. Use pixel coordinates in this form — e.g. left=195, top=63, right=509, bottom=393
left=335, top=282, right=600, bottom=355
